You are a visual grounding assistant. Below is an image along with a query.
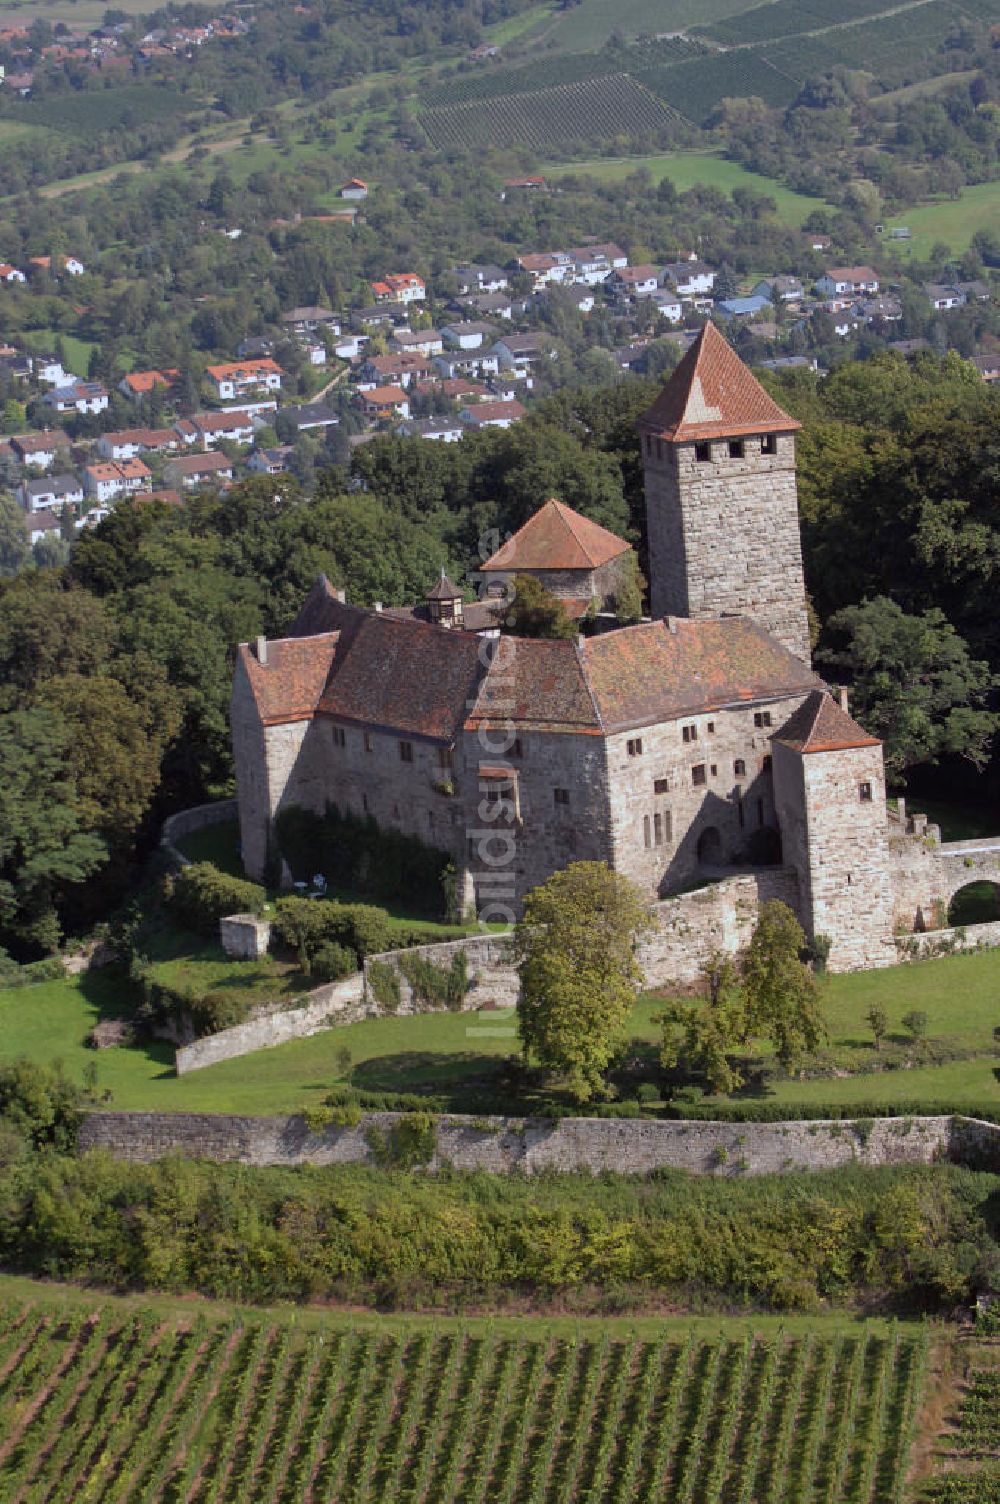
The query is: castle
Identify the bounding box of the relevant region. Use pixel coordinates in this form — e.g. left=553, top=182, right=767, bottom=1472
left=231, top=324, right=995, bottom=973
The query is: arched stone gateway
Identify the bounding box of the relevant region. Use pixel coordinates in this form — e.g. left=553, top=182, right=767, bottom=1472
left=948, top=880, right=1000, bottom=927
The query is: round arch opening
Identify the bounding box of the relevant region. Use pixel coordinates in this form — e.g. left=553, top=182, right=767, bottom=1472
left=697, top=826, right=722, bottom=865
left=947, top=881, right=1000, bottom=927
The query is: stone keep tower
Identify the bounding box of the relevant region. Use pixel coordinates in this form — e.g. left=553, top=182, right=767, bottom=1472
left=637, top=323, right=811, bottom=664
left=771, top=690, right=895, bottom=971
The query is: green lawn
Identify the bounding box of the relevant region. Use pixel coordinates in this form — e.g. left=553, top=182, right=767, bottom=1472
left=18, top=328, right=97, bottom=372
left=544, top=150, right=833, bottom=226
left=3, top=946, right=1000, bottom=1117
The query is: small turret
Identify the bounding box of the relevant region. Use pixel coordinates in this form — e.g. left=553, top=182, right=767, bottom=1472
left=425, top=568, right=463, bottom=627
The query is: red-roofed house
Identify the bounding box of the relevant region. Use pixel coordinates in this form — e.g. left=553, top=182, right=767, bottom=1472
left=371, top=273, right=426, bottom=305
left=359, top=385, right=410, bottom=420
left=83, top=458, right=153, bottom=503
left=0, top=264, right=26, bottom=284
left=118, top=368, right=180, bottom=401
left=340, top=178, right=369, bottom=200
left=205, top=359, right=284, bottom=401
left=459, top=398, right=525, bottom=429
left=478, top=498, right=633, bottom=611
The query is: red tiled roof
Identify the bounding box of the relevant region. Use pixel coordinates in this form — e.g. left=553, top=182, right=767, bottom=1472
left=239, top=634, right=339, bottom=724
left=579, top=617, right=822, bottom=732
left=480, top=499, right=630, bottom=574
left=637, top=322, right=800, bottom=442
left=774, top=689, right=880, bottom=753
left=466, top=635, right=601, bottom=734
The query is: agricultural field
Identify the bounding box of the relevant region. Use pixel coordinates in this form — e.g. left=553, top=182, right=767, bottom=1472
left=0, top=1291, right=932, bottom=1503
left=14, top=84, right=197, bottom=136
left=544, top=150, right=833, bottom=226
left=883, top=180, right=1000, bottom=257
left=696, top=0, right=925, bottom=45
left=534, top=0, right=761, bottom=53
left=421, top=74, right=678, bottom=153
left=637, top=49, right=800, bottom=119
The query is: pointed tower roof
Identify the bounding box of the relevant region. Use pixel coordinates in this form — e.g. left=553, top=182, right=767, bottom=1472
left=774, top=689, right=880, bottom=754
left=480, top=498, right=630, bottom=573
left=638, top=322, right=800, bottom=442
left=425, top=568, right=462, bottom=601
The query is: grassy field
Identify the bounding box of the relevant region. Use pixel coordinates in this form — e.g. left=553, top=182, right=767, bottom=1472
left=0, top=1282, right=931, bottom=1502
left=884, top=179, right=1000, bottom=259
left=0, top=0, right=160, bottom=19
left=3, top=944, right=1000, bottom=1117
left=544, top=149, right=832, bottom=225
left=18, top=327, right=97, bottom=373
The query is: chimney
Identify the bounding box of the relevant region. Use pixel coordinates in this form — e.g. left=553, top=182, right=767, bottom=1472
left=837, top=686, right=849, bottom=713
left=256, top=635, right=268, bottom=665
left=334, top=587, right=346, bottom=603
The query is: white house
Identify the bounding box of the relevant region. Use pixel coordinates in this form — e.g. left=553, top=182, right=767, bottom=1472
left=391, top=329, right=444, bottom=357
left=398, top=416, right=464, bottom=442
left=371, top=273, right=426, bottom=304
left=459, top=398, right=526, bottom=430
left=433, top=349, right=500, bottom=381
left=0, top=264, right=26, bottom=284
left=247, top=446, right=293, bottom=474
left=569, top=243, right=628, bottom=285
left=340, top=178, right=369, bottom=201
left=17, top=473, right=83, bottom=514
left=44, top=381, right=109, bottom=415
left=607, top=265, right=660, bottom=299
left=33, top=356, right=72, bottom=386
left=515, top=251, right=573, bottom=290
left=83, top=459, right=152, bottom=502
left=752, top=276, right=804, bottom=303
left=492, top=334, right=552, bottom=380
left=816, top=266, right=880, bottom=302
left=335, top=333, right=368, bottom=360
left=453, top=263, right=508, bottom=294
left=164, top=452, right=235, bottom=489
left=441, top=321, right=495, bottom=351
left=10, top=431, right=70, bottom=470
left=924, top=283, right=967, bottom=311
left=662, top=260, right=716, bottom=297
left=27, top=508, right=62, bottom=545
left=205, top=359, right=283, bottom=402
left=649, top=290, right=684, bottom=321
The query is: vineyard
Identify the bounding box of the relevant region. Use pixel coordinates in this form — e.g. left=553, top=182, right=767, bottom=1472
left=421, top=75, right=678, bottom=153
left=423, top=37, right=703, bottom=109
left=0, top=1298, right=933, bottom=1503
left=638, top=50, right=800, bottom=120
left=696, top=0, right=919, bottom=45
left=15, top=85, right=193, bottom=136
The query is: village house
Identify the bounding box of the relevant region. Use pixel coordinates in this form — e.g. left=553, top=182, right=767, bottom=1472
left=371, top=273, right=426, bottom=305
left=662, top=260, right=716, bottom=297
left=82, top=458, right=152, bottom=502
left=752, top=276, right=804, bottom=303
left=441, top=321, right=496, bottom=351
left=972, top=352, right=1000, bottom=382
left=247, top=446, right=293, bottom=475
left=716, top=295, right=771, bottom=322
left=280, top=306, right=340, bottom=337
left=26, top=508, right=61, bottom=545
left=648, top=290, right=684, bottom=322
left=359, top=385, right=410, bottom=421
left=391, top=329, right=444, bottom=357
left=397, top=415, right=465, bottom=443
left=924, top=283, right=967, bottom=311
left=357, top=352, right=435, bottom=390
left=513, top=251, right=573, bottom=290
left=339, top=178, right=369, bottom=200
left=174, top=411, right=256, bottom=449
left=568, top=243, right=628, bottom=284
left=29, top=255, right=85, bottom=277
left=815, top=266, right=880, bottom=303
left=44, top=380, right=109, bottom=415
left=452, top=263, right=508, bottom=294
left=164, top=451, right=235, bottom=489
left=455, top=290, right=516, bottom=320
left=96, top=427, right=181, bottom=460
left=0, top=263, right=26, bottom=283
left=477, top=497, right=633, bottom=615
left=433, top=347, right=500, bottom=382
left=206, top=358, right=284, bottom=402
left=10, top=430, right=71, bottom=470
left=278, top=403, right=339, bottom=436
left=118, top=368, right=180, bottom=401
left=606, top=265, right=661, bottom=299
left=459, top=398, right=526, bottom=429
left=492, top=333, right=554, bottom=382
left=16, top=473, right=83, bottom=514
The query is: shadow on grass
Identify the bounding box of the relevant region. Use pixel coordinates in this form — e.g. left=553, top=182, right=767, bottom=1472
left=351, top=1051, right=509, bottom=1097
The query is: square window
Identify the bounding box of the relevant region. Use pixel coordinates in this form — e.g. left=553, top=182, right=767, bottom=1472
left=627, top=737, right=643, bottom=757
left=695, top=441, right=711, bottom=463
left=653, top=777, right=670, bottom=795
left=332, top=726, right=346, bottom=748
left=437, top=747, right=453, bottom=770
left=728, top=439, right=744, bottom=459
left=754, top=711, right=773, bottom=729
left=707, top=721, right=715, bottom=734
left=682, top=723, right=698, bottom=744
left=554, top=787, right=570, bottom=806
left=859, top=781, right=873, bottom=802
left=399, top=740, right=413, bottom=763
left=761, top=434, right=777, bottom=455
left=692, top=764, right=707, bottom=787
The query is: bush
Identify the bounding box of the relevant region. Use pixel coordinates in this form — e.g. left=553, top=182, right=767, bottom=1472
left=312, top=942, right=357, bottom=984
left=167, top=863, right=265, bottom=937
left=272, top=897, right=391, bottom=971
left=367, top=959, right=401, bottom=1012
left=399, top=949, right=468, bottom=1011
left=186, top=992, right=252, bottom=1036
left=0, top=1060, right=81, bottom=1151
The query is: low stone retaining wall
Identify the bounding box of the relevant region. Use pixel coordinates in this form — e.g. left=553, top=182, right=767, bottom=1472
left=895, top=921, right=1000, bottom=960
left=639, top=868, right=800, bottom=987
left=364, top=932, right=517, bottom=1012
left=161, top=799, right=238, bottom=867
left=174, top=974, right=369, bottom=1075
left=77, top=1110, right=1000, bottom=1176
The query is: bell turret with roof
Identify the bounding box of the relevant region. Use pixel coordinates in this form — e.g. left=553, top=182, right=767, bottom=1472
left=770, top=688, right=895, bottom=971
left=638, top=322, right=811, bottom=663
left=424, top=568, right=464, bottom=627
left=478, top=496, right=634, bottom=614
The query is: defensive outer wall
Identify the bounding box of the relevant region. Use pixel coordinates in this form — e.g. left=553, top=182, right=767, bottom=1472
left=79, top=1111, right=1000, bottom=1178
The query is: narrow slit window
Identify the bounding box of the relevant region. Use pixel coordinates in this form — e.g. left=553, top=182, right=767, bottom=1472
left=643, top=815, right=651, bottom=849
left=332, top=726, right=346, bottom=748
left=761, top=433, right=777, bottom=455
left=399, top=740, right=413, bottom=763
left=654, top=812, right=663, bottom=846
left=364, top=731, right=374, bottom=753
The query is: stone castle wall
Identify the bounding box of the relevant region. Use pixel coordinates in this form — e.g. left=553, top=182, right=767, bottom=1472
left=160, top=798, right=239, bottom=867
left=174, top=974, right=369, bottom=1075
left=78, top=1110, right=1000, bottom=1176
left=364, top=932, right=518, bottom=1011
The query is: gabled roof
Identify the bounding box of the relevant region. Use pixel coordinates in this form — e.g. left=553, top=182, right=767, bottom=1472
left=579, top=617, right=822, bottom=732
left=774, top=689, right=880, bottom=753
left=238, top=634, right=339, bottom=724
left=480, top=499, right=630, bottom=574
left=637, top=322, right=800, bottom=443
